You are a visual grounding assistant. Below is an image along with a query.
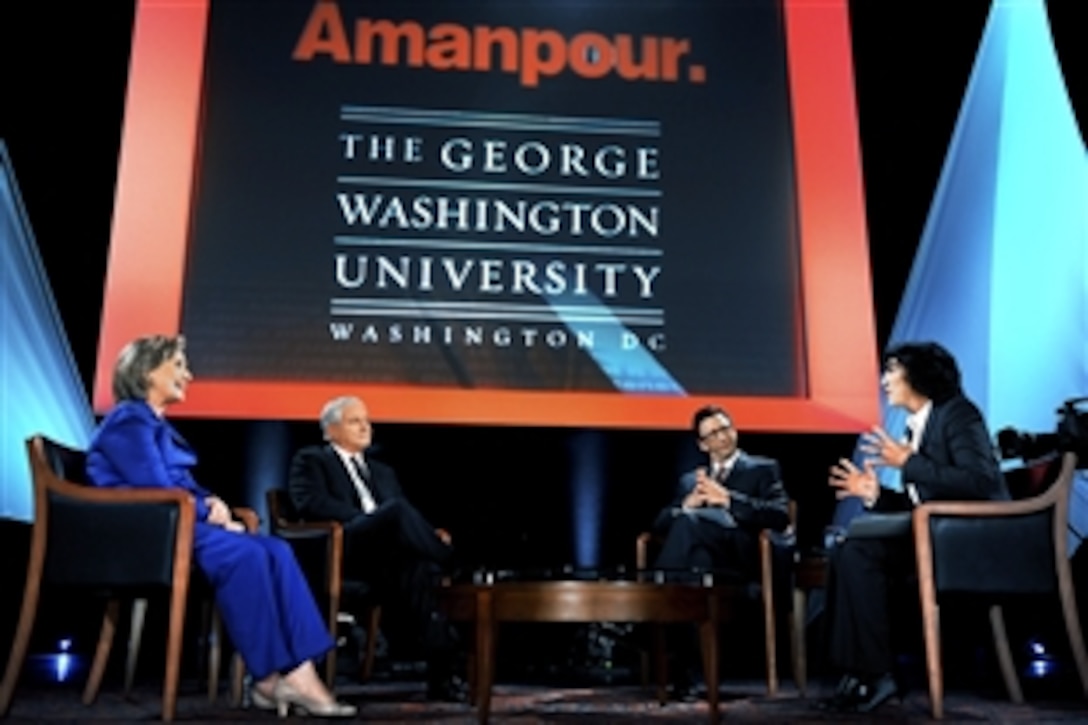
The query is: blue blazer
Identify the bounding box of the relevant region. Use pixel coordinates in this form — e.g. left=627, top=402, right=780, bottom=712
left=85, top=399, right=336, bottom=680
left=86, top=399, right=214, bottom=521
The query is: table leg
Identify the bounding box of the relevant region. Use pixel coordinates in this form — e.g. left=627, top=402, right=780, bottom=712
left=475, top=589, right=494, bottom=723
left=701, top=590, right=720, bottom=721
left=792, top=587, right=807, bottom=697
left=654, top=624, right=668, bottom=704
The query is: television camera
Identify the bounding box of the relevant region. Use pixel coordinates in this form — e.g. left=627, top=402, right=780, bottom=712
left=996, top=396, right=1088, bottom=465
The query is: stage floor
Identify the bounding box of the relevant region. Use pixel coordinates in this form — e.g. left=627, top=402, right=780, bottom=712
left=4, top=677, right=1088, bottom=723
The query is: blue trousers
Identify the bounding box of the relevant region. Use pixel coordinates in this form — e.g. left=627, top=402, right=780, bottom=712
left=194, top=523, right=334, bottom=680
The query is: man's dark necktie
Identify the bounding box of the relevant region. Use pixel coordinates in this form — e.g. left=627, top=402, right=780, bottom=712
left=902, top=424, right=921, bottom=504
left=349, top=456, right=377, bottom=512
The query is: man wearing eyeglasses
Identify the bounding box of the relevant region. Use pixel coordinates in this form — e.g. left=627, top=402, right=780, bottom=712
left=651, top=404, right=790, bottom=698
left=652, top=404, right=790, bottom=579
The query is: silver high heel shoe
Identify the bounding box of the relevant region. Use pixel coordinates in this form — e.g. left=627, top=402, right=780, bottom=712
left=273, top=679, right=357, bottom=718
left=249, top=685, right=278, bottom=711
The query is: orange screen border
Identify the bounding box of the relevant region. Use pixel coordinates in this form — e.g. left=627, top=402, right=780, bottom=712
left=94, top=0, right=878, bottom=432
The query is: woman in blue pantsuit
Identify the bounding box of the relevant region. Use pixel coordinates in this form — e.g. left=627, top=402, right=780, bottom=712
left=86, top=334, right=355, bottom=718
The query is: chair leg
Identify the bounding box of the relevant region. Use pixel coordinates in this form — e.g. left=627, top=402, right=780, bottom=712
left=0, top=556, right=45, bottom=717
left=988, top=604, right=1023, bottom=704
left=361, top=606, right=381, bottom=682
left=230, top=653, right=246, bottom=707
left=163, top=582, right=189, bottom=722
left=467, top=649, right=478, bottom=706
left=654, top=624, right=668, bottom=705
left=1057, top=557, right=1088, bottom=698
left=84, top=599, right=122, bottom=705
left=921, top=596, right=943, bottom=719
left=123, top=598, right=148, bottom=697
left=207, top=608, right=222, bottom=701
left=762, top=581, right=778, bottom=696
left=324, top=596, right=340, bottom=688
left=791, top=587, right=807, bottom=698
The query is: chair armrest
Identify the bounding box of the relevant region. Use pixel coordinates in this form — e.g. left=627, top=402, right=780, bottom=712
left=269, top=519, right=344, bottom=599
left=761, top=528, right=796, bottom=550
left=232, top=507, right=259, bottom=533
left=43, top=485, right=197, bottom=588
left=913, top=496, right=1049, bottom=522
left=914, top=451, right=1074, bottom=527
left=274, top=520, right=343, bottom=536
left=49, top=478, right=195, bottom=507
left=914, top=497, right=1060, bottom=594
left=636, top=532, right=655, bottom=570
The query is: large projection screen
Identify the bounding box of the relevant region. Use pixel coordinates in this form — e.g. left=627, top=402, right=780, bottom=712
left=94, top=0, right=878, bottom=431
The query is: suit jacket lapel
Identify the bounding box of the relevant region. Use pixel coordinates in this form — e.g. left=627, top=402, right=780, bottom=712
left=364, top=460, right=388, bottom=504
left=917, top=401, right=943, bottom=458
left=715, top=451, right=748, bottom=484
left=323, top=445, right=361, bottom=506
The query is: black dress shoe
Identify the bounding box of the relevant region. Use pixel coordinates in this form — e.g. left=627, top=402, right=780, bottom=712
left=426, top=673, right=469, bottom=703
left=855, top=672, right=900, bottom=713
left=813, top=674, right=863, bottom=712
left=674, top=679, right=708, bottom=703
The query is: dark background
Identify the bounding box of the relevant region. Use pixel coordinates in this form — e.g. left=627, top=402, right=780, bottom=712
left=0, top=0, right=1085, bottom=681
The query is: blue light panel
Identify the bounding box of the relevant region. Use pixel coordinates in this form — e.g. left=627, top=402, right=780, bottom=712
left=882, top=0, right=1085, bottom=446
left=0, top=140, right=94, bottom=522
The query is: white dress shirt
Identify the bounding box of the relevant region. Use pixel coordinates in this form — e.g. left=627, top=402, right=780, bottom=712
left=903, top=400, right=933, bottom=505
left=332, top=444, right=377, bottom=513
left=710, top=450, right=741, bottom=481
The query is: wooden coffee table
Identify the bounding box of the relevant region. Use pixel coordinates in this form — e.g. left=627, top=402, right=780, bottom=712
left=440, top=577, right=732, bottom=722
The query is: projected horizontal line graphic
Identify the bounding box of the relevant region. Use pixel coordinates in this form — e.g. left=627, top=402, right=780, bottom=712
left=329, top=300, right=663, bottom=325
left=336, top=176, right=663, bottom=198
left=340, top=105, right=662, bottom=135
left=333, top=236, right=663, bottom=256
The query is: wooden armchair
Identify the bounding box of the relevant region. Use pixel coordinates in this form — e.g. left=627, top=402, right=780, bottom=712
left=635, top=500, right=797, bottom=696
left=265, top=488, right=382, bottom=686
left=1, top=436, right=196, bottom=721
left=0, top=435, right=258, bottom=719
left=913, top=451, right=1088, bottom=718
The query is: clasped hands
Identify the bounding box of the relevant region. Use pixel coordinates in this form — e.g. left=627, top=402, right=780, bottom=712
left=828, top=425, right=913, bottom=504
left=205, top=495, right=246, bottom=533
left=683, top=467, right=731, bottom=510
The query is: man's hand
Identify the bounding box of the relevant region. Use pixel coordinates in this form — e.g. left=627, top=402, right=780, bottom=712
left=829, top=458, right=879, bottom=505
left=696, top=476, right=731, bottom=508
left=682, top=468, right=708, bottom=509
left=683, top=468, right=730, bottom=509
left=859, top=425, right=913, bottom=469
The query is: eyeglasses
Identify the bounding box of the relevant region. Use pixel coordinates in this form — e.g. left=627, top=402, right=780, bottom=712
left=699, top=424, right=732, bottom=441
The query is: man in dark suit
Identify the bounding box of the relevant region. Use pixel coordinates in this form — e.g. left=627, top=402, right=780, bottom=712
left=652, top=404, right=790, bottom=579
left=651, top=405, right=790, bottom=697
left=820, top=341, right=1008, bottom=713
left=287, top=395, right=465, bottom=701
